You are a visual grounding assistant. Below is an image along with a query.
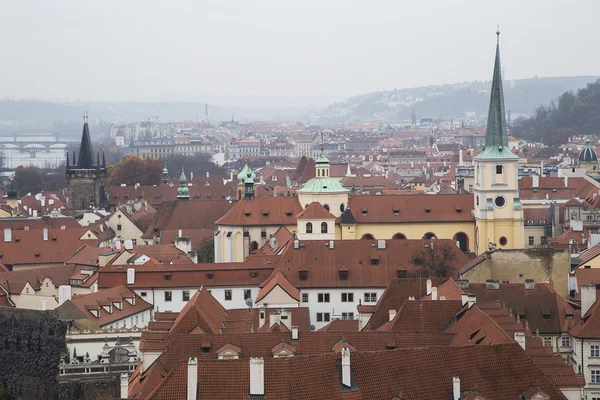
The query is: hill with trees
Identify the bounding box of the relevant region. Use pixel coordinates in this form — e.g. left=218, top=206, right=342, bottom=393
left=511, top=79, right=600, bottom=145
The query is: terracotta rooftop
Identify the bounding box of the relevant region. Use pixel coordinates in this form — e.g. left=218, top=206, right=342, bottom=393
left=216, top=197, right=303, bottom=226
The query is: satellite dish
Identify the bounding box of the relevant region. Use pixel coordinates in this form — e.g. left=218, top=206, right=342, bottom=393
left=310, top=325, right=316, bottom=331
left=245, top=297, right=253, bottom=308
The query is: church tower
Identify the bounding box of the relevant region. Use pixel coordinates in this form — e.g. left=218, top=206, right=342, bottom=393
left=177, top=166, right=190, bottom=200
left=66, top=117, right=107, bottom=213
left=473, top=30, right=523, bottom=254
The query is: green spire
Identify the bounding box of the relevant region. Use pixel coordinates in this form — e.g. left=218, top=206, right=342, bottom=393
left=475, top=29, right=518, bottom=160
left=177, top=166, right=190, bottom=200
left=162, top=163, right=169, bottom=185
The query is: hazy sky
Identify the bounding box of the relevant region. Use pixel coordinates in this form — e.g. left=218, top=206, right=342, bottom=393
left=1, top=0, right=599, bottom=105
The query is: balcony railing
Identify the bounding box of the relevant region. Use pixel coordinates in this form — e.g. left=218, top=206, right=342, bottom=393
left=58, top=361, right=138, bottom=377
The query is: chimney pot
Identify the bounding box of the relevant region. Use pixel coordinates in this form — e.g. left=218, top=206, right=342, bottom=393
left=250, top=358, right=265, bottom=396
left=187, top=357, right=198, bottom=400
left=341, top=347, right=351, bottom=388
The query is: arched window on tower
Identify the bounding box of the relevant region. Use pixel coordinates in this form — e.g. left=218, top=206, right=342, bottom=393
left=321, top=222, right=328, bottom=233
left=306, top=222, right=313, bottom=234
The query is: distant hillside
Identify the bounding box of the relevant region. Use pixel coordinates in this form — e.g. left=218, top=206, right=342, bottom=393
left=511, top=79, right=600, bottom=145
left=316, top=76, right=600, bottom=124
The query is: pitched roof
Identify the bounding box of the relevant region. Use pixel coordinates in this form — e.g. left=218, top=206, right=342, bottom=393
left=0, top=264, right=98, bottom=294
left=295, top=202, right=336, bottom=220
left=143, top=343, right=566, bottom=400
left=215, top=197, right=303, bottom=226
left=273, top=240, right=467, bottom=289
left=68, top=285, right=151, bottom=326
left=388, top=300, right=463, bottom=332
left=347, top=194, right=474, bottom=223
left=256, top=271, right=300, bottom=303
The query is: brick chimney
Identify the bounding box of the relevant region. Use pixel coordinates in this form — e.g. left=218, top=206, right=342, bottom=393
left=341, top=347, right=351, bottom=388
left=514, top=332, right=526, bottom=350
left=250, top=358, right=265, bottom=396
left=120, top=373, right=128, bottom=399
left=187, top=357, right=198, bottom=400
left=581, top=284, right=597, bottom=316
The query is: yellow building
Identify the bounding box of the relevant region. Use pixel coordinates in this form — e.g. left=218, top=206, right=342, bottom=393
left=473, top=31, right=524, bottom=254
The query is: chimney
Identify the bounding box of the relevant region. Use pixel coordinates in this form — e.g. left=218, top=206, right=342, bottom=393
left=426, top=279, right=432, bottom=295
left=564, top=176, right=568, bottom=188
left=127, top=268, right=135, bottom=285
left=329, top=240, right=334, bottom=249
left=581, top=284, right=597, bottom=316
left=42, top=298, right=47, bottom=311
left=291, top=326, right=299, bottom=340
left=293, top=239, right=299, bottom=250
left=461, top=293, right=469, bottom=307
left=3, top=228, right=11, bottom=243
left=178, top=229, right=183, bottom=237
left=453, top=377, right=460, bottom=400
left=532, top=175, right=539, bottom=188
left=259, top=307, right=266, bottom=329
left=514, top=332, right=526, bottom=350
left=58, top=285, right=72, bottom=305
left=43, top=227, right=48, bottom=241
left=249, top=358, right=265, bottom=396
left=187, top=357, right=198, bottom=400
left=32, top=209, right=37, bottom=217
left=431, top=286, right=438, bottom=301
left=280, top=309, right=292, bottom=330
left=341, top=347, right=351, bottom=388
left=190, top=172, right=194, bottom=181
left=389, top=309, right=396, bottom=322
left=120, top=373, right=129, bottom=399
left=467, top=294, right=476, bottom=309
left=459, top=149, right=463, bottom=165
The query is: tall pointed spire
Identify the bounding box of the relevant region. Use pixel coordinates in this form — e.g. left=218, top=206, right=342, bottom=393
left=76, top=121, right=96, bottom=168
left=475, top=29, right=518, bottom=160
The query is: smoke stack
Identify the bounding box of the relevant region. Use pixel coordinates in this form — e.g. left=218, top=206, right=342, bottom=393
left=249, top=358, right=265, bottom=396
left=187, top=357, right=198, bottom=400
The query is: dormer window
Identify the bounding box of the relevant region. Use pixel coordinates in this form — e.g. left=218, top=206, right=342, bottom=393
left=361, top=209, right=368, bottom=216
left=299, top=270, right=308, bottom=280
left=206, top=272, right=214, bottom=279
left=339, top=269, right=349, bottom=280
left=392, top=208, right=399, bottom=215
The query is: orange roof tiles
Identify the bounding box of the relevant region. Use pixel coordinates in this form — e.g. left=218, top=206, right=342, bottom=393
left=216, top=197, right=303, bottom=226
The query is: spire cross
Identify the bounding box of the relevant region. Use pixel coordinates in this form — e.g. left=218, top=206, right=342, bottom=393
left=496, top=24, right=500, bottom=43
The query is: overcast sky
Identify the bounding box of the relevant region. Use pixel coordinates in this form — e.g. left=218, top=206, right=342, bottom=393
left=1, top=0, right=598, bottom=105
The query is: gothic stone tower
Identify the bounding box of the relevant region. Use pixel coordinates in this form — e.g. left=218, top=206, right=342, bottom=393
left=473, top=31, right=524, bottom=254
left=66, top=121, right=107, bottom=213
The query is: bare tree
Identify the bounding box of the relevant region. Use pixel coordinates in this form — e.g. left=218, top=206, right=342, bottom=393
left=416, top=241, right=458, bottom=278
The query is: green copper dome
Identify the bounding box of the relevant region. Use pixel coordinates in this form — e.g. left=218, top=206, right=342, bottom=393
left=237, top=162, right=256, bottom=184
left=578, top=139, right=598, bottom=163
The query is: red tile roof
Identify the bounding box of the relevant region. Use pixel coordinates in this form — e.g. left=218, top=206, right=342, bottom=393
left=347, top=194, right=474, bottom=223
left=216, top=197, right=303, bottom=226
left=256, top=271, right=300, bottom=303
left=296, top=202, right=336, bottom=220
left=68, top=285, right=152, bottom=326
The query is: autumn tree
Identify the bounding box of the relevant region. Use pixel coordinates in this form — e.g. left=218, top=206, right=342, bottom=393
left=414, top=241, right=458, bottom=278
left=165, top=154, right=224, bottom=179
left=106, top=155, right=162, bottom=188
left=12, top=165, right=44, bottom=196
